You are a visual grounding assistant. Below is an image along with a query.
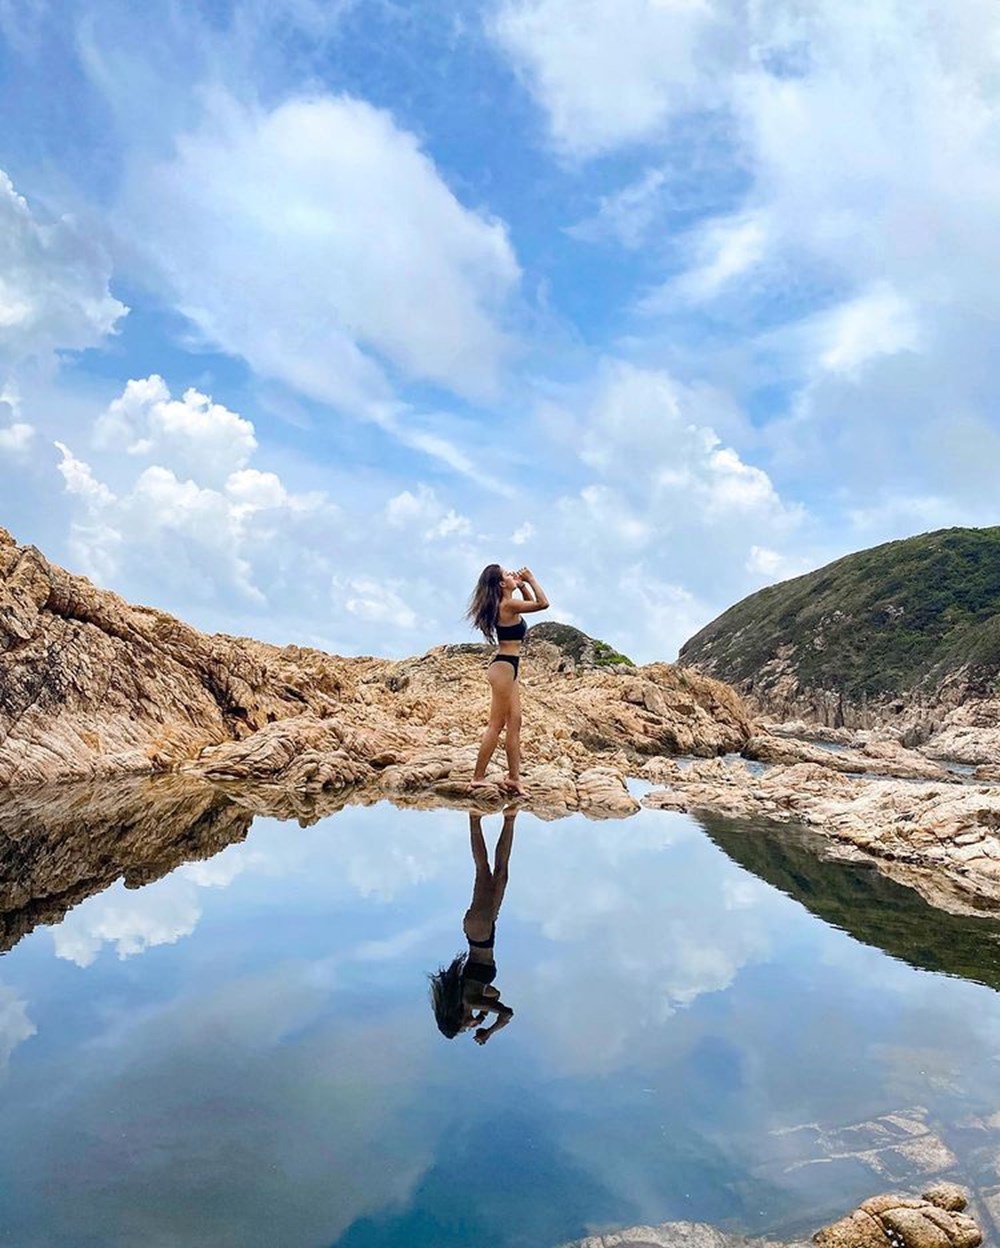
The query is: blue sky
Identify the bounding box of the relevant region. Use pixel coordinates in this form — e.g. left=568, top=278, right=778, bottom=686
left=3, top=0, right=1000, bottom=661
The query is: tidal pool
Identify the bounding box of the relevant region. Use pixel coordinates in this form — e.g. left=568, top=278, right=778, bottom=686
left=1, top=792, right=999, bottom=1248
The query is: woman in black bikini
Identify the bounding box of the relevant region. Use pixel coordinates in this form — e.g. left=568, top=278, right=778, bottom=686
left=429, top=808, right=517, bottom=1044
left=466, top=564, right=549, bottom=796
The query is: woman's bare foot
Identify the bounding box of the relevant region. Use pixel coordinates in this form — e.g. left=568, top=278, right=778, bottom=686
left=469, top=778, right=493, bottom=791
left=502, top=777, right=528, bottom=797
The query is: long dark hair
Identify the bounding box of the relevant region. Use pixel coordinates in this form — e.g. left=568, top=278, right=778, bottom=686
left=467, top=563, right=503, bottom=643
left=428, top=953, right=467, bottom=1038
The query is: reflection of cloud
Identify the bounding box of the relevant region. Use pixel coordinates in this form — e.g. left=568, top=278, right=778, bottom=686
left=2, top=966, right=439, bottom=1248
left=177, top=842, right=259, bottom=888
left=0, top=984, right=35, bottom=1074
left=52, top=877, right=202, bottom=967
left=509, top=812, right=775, bottom=1072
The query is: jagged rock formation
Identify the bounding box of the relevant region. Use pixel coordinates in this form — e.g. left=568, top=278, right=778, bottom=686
left=679, top=527, right=1000, bottom=736
left=0, top=527, right=751, bottom=803
left=562, top=1185, right=981, bottom=1248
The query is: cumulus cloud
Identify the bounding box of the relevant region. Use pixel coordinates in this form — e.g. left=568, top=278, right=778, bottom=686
left=55, top=375, right=336, bottom=615
left=0, top=169, right=127, bottom=363
left=384, top=484, right=473, bottom=542
left=122, top=93, right=520, bottom=409
left=518, top=360, right=805, bottom=657
left=94, top=374, right=257, bottom=486
left=498, top=0, right=1000, bottom=527
left=815, top=284, right=921, bottom=378
left=339, top=577, right=418, bottom=630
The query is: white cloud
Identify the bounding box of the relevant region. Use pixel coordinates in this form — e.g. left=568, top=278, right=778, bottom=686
left=0, top=390, right=33, bottom=455
left=0, top=169, right=127, bottom=364
left=524, top=360, right=804, bottom=657
left=55, top=376, right=335, bottom=613
left=122, top=93, right=520, bottom=408
left=745, top=544, right=809, bottom=582
left=492, top=0, right=725, bottom=157
left=94, top=374, right=257, bottom=486
left=340, top=577, right=418, bottom=630
left=55, top=440, right=117, bottom=509
left=384, top=484, right=473, bottom=542
left=816, top=284, right=920, bottom=377
left=0, top=984, right=35, bottom=1074
left=667, top=215, right=769, bottom=304
left=566, top=168, right=669, bottom=248
left=52, top=878, right=203, bottom=968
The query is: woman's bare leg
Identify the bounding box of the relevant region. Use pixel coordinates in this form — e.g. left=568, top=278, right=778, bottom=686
left=504, top=681, right=524, bottom=792
left=472, top=667, right=513, bottom=783
left=490, top=811, right=516, bottom=912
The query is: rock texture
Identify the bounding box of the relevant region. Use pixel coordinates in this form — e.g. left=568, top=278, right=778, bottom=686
left=813, top=1186, right=981, bottom=1248
left=0, top=528, right=750, bottom=815
left=560, top=1187, right=981, bottom=1248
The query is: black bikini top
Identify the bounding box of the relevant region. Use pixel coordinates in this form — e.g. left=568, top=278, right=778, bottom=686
left=496, top=616, right=527, bottom=641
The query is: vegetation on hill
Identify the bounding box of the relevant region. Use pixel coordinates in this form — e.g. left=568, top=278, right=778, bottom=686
left=529, top=621, right=634, bottom=667
left=679, top=527, right=1000, bottom=701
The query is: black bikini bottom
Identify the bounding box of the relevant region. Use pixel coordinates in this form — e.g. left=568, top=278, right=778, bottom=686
left=490, top=654, right=520, bottom=678
left=463, top=960, right=497, bottom=986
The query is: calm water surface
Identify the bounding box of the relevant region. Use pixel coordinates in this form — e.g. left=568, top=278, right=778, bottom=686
left=1, top=791, right=1000, bottom=1247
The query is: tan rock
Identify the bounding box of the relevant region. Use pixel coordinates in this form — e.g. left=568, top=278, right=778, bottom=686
left=0, top=527, right=751, bottom=803
left=815, top=1189, right=982, bottom=1248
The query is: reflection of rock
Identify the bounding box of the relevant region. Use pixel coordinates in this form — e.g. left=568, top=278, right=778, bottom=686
left=0, top=775, right=252, bottom=953
left=0, top=527, right=749, bottom=799
left=561, top=1187, right=982, bottom=1248
left=644, top=759, right=1000, bottom=913
left=0, top=759, right=637, bottom=958
left=696, top=814, right=1000, bottom=991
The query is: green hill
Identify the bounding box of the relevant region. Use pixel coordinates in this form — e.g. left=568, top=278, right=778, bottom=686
left=679, top=527, right=1000, bottom=707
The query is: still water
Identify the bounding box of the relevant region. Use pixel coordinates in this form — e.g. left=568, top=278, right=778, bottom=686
left=1, top=786, right=999, bottom=1248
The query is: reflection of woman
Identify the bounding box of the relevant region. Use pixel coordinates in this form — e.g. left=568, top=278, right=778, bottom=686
left=429, top=809, right=516, bottom=1044
left=466, top=564, right=549, bottom=795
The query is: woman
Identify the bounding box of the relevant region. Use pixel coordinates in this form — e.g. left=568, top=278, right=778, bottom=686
left=429, top=809, right=517, bottom=1044
left=466, top=564, right=549, bottom=796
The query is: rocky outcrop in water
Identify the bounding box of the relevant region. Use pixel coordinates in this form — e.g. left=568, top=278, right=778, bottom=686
left=561, top=1185, right=982, bottom=1248
left=0, top=527, right=750, bottom=803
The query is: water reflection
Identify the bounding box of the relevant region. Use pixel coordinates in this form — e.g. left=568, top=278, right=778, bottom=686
left=429, top=809, right=517, bottom=1043
left=1, top=790, right=1000, bottom=1245
left=698, top=813, right=1000, bottom=991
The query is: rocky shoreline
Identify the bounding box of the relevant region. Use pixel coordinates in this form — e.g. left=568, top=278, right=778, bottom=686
left=4, top=525, right=1000, bottom=912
